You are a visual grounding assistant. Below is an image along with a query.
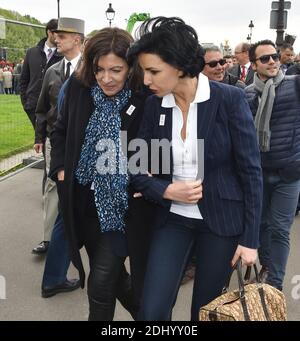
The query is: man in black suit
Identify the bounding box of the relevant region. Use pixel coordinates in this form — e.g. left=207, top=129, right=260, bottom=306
left=20, top=19, right=62, bottom=129
left=228, top=42, right=254, bottom=86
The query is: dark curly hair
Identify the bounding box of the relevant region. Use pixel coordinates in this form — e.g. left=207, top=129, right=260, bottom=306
left=127, top=17, right=205, bottom=78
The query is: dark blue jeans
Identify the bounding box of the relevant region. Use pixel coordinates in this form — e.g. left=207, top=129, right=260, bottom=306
left=42, top=213, right=71, bottom=288
left=259, top=171, right=300, bottom=290
left=138, top=213, right=239, bottom=321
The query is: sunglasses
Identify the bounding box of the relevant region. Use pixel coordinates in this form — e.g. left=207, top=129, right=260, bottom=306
left=205, top=59, right=227, bottom=68
left=256, top=53, right=280, bottom=64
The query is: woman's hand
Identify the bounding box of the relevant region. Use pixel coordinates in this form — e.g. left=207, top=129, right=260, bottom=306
left=57, top=170, right=65, bottom=181
left=163, top=180, right=202, bottom=204
left=231, top=245, right=257, bottom=267
left=133, top=172, right=152, bottom=198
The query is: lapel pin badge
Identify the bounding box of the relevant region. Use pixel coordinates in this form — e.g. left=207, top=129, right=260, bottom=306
left=159, top=114, right=166, bottom=126
left=126, top=105, right=136, bottom=116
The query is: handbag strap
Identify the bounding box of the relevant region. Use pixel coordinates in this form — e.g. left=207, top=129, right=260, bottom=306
left=223, top=259, right=260, bottom=293
left=244, top=264, right=260, bottom=282
left=234, top=260, right=251, bottom=320
left=223, top=259, right=271, bottom=321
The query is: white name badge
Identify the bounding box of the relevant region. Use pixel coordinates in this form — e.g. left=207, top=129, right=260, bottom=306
left=159, top=114, right=166, bottom=126
left=126, top=105, right=136, bottom=116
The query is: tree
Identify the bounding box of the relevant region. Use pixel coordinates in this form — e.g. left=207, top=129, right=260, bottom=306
left=0, top=8, right=45, bottom=62
left=126, top=13, right=150, bottom=34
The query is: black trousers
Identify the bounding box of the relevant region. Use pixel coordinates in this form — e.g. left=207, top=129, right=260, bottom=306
left=125, top=197, right=154, bottom=306
left=82, top=213, right=137, bottom=321
left=25, top=109, right=36, bottom=129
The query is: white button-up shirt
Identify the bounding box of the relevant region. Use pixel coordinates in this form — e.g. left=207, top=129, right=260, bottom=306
left=161, top=73, right=210, bottom=219
left=44, top=43, right=56, bottom=62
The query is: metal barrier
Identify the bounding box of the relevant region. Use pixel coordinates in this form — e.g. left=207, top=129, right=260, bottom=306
left=0, top=18, right=45, bottom=178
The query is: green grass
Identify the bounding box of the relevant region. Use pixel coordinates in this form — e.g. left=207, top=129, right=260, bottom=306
left=0, top=94, right=34, bottom=160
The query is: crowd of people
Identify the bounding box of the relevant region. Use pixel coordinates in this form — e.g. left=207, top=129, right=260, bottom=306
left=16, top=15, right=300, bottom=321
left=0, top=58, right=23, bottom=94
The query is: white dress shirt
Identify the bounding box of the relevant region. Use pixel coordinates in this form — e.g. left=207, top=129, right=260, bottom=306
left=44, top=43, right=56, bottom=62
left=161, top=73, right=210, bottom=219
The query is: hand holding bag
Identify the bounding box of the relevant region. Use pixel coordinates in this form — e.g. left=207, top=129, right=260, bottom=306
left=199, top=260, right=287, bottom=321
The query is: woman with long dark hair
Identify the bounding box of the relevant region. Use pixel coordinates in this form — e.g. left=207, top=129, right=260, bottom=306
left=49, top=27, right=153, bottom=320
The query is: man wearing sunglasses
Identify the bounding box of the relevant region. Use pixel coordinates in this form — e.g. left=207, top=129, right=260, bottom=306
left=202, top=46, right=245, bottom=88
left=245, top=40, right=300, bottom=292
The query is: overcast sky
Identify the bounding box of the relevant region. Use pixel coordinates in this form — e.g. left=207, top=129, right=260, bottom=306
left=1, top=0, right=300, bottom=51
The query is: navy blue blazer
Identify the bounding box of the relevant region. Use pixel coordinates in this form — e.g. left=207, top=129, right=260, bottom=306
left=131, top=81, right=263, bottom=249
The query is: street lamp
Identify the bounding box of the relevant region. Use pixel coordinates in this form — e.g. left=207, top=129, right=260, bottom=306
left=105, top=3, right=115, bottom=27
left=57, top=0, right=60, bottom=19
left=248, top=20, right=254, bottom=44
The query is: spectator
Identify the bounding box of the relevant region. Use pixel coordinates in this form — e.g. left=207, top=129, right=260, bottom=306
left=232, top=55, right=238, bottom=65
left=20, top=19, right=62, bottom=129
left=34, top=17, right=85, bottom=298
left=13, top=59, right=23, bottom=95
left=3, top=67, right=13, bottom=94
left=286, top=52, right=300, bottom=75
left=202, top=46, right=245, bottom=88
left=224, top=54, right=234, bottom=71
left=279, top=43, right=294, bottom=74
left=0, top=67, right=4, bottom=94
left=229, top=42, right=254, bottom=85
left=245, top=40, right=300, bottom=291
left=19, top=18, right=62, bottom=255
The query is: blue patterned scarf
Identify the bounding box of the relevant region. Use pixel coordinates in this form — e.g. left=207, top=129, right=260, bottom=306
left=75, top=84, right=131, bottom=233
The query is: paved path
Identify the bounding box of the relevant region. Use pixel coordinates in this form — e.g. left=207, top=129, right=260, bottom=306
left=0, top=167, right=299, bottom=320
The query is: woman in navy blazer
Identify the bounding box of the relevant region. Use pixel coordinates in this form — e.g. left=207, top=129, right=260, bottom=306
left=128, top=17, right=263, bottom=321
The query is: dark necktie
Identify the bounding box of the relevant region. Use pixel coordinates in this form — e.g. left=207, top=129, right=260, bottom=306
left=65, top=61, right=71, bottom=80
left=47, top=48, right=53, bottom=62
